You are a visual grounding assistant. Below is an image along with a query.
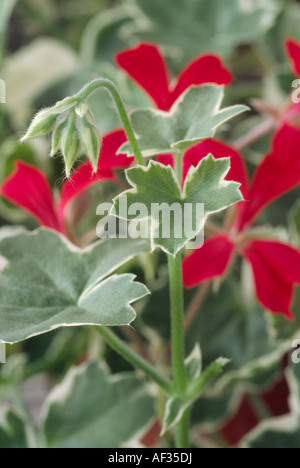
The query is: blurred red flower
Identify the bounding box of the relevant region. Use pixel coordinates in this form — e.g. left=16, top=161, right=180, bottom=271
left=115, top=42, right=232, bottom=111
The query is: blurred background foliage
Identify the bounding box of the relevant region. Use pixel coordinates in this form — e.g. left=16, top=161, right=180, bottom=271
left=0, top=0, right=300, bottom=448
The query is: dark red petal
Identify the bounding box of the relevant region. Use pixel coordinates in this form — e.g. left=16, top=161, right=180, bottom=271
left=182, top=139, right=249, bottom=197
left=98, top=128, right=134, bottom=171
left=170, top=55, right=232, bottom=106
left=182, top=235, right=235, bottom=288
left=220, top=396, right=260, bottom=446
left=286, top=38, right=300, bottom=77
left=115, top=43, right=171, bottom=111
left=1, top=161, right=63, bottom=232
left=236, top=124, right=300, bottom=231
left=241, top=240, right=300, bottom=320
left=58, top=162, right=114, bottom=225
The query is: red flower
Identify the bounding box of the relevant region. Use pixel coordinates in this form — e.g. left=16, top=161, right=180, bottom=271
left=115, top=43, right=232, bottom=111
left=181, top=124, right=300, bottom=320
left=286, top=39, right=300, bottom=77
left=1, top=129, right=133, bottom=235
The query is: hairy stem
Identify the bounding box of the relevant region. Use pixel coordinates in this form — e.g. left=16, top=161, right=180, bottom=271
left=75, top=78, right=145, bottom=166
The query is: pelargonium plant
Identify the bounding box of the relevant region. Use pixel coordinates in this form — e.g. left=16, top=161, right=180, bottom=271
left=0, top=38, right=299, bottom=449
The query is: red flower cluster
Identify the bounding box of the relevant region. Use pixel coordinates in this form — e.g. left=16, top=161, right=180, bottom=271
left=116, top=42, right=300, bottom=320
left=1, top=41, right=300, bottom=320
left=182, top=125, right=300, bottom=320
left=1, top=42, right=230, bottom=233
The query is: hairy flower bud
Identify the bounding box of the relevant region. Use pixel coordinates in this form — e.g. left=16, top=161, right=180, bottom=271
left=21, top=108, right=59, bottom=142
left=51, top=115, right=68, bottom=157
left=80, top=114, right=101, bottom=173
left=61, top=112, right=81, bottom=177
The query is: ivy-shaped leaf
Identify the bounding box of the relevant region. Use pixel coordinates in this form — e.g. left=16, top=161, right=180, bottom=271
left=123, top=0, right=283, bottom=66
left=42, top=362, right=155, bottom=448
left=113, top=157, right=243, bottom=255
left=0, top=229, right=149, bottom=344
left=120, top=86, right=247, bottom=157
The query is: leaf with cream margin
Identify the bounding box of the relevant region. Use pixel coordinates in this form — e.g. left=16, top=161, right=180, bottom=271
left=242, top=362, right=300, bottom=448
left=119, top=86, right=247, bottom=158
left=42, top=362, right=155, bottom=448
left=113, top=157, right=243, bottom=255
left=0, top=228, right=149, bottom=344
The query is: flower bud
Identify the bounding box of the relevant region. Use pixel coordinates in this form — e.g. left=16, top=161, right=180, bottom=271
left=51, top=115, right=68, bottom=157
left=21, top=108, right=59, bottom=142
left=52, top=96, right=76, bottom=114
left=80, top=114, right=101, bottom=173
left=61, top=112, right=82, bottom=178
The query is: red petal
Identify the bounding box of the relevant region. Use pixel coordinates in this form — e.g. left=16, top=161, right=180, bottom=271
left=182, top=235, right=235, bottom=288
left=1, top=161, right=62, bottom=232
left=115, top=43, right=171, bottom=111
left=98, top=129, right=134, bottom=171
left=156, top=153, right=175, bottom=168
left=241, top=240, right=300, bottom=320
left=286, top=38, right=300, bottom=77
left=170, top=55, right=232, bottom=105
left=182, top=139, right=249, bottom=196
left=58, top=163, right=114, bottom=225
left=236, top=124, right=300, bottom=231
left=220, top=396, right=260, bottom=446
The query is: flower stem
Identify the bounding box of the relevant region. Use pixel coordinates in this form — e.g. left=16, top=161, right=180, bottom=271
left=175, top=407, right=192, bottom=449
left=95, top=326, right=173, bottom=396
left=75, top=78, right=146, bottom=166
left=168, top=253, right=190, bottom=448
left=168, top=254, right=187, bottom=394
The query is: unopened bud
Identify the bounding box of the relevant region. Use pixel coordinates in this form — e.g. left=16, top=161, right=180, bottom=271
left=21, top=108, right=58, bottom=142
left=80, top=115, right=101, bottom=173
left=52, top=96, right=76, bottom=114
left=61, top=112, right=81, bottom=178
left=51, top=115, right=68, bottom=157
left=75, top=102, right=89, bottom=118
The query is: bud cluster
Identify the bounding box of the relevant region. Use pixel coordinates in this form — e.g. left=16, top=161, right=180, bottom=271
left=21, top=96, right=101, bottom=177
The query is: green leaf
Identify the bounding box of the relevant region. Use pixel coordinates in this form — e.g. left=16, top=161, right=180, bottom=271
left=162, top=357, right=229, bottom=435
left=124, top=0, right=283, bottom=66
left=161, top=397, right=191, bottom=436
left=120, top=86, right=247, bottom=157
left=242, top=363, right=300, bottom=448
left=142, top=274, right=288, bottom=428
left=185, top=344, right=202, bottom=382
left=0, top=407, right=28, bottom=449
left=42, top=362, right=155, bottom=448
left=113, top=157, right=243, bottom=255
left=0, top=229, right=149, bottom=344
left=0, top=0, right=18, bottom=35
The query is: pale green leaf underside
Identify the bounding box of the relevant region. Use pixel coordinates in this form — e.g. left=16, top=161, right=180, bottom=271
left=113, top=157, right=243, bottom=255
left=42, top=363, right=155, bottom=448
left=124, top=0, right=282, bottom=65
left=119, top=86, right=248, bottom=157
left=0, top=229, right=149, bottom=344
